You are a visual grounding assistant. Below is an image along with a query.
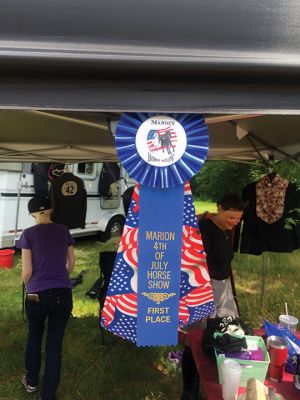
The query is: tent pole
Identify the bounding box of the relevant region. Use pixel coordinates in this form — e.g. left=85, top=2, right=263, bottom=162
left=14, top=171, right=22, bottom=245
left=205, top=114, right=260, bottom=125
left=29, top=110, right=109, bottom=131
left=248, top=132, right=299, bottom=162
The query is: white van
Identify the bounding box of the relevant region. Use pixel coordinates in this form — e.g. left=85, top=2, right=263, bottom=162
left=0, top=162, right=135, bottom=248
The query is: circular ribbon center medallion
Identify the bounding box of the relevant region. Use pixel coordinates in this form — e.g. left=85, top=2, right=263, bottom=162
left=135, top=115, right=187, bottom=167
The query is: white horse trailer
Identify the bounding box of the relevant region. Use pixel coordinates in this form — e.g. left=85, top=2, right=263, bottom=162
left=0, top=162, right=135, bottom=248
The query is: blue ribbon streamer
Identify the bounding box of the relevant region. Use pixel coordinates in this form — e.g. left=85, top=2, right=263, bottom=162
left=137, top=185, right=184, bottom=346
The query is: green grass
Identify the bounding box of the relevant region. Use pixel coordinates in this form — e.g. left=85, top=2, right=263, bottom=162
left=1, top=201, right=300, bottom=400
left=233, top=250, right=300, bottom=328
left=193, top=199, right=217, bottom=215
left=0, top=238, right=182, bottom=400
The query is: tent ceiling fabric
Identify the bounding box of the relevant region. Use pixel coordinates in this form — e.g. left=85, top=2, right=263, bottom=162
left=207, top=115, right=300, bottom=161
left=0, top=111, right=117, bottom=163
left=1, top=1, right=300, bottom=112
left=0, top=111, right=299, bottom=163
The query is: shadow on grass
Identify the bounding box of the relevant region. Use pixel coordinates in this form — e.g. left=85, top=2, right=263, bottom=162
left=0, top=310, right=182, bottom=400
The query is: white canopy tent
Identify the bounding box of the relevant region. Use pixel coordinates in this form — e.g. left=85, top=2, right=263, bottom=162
left=0, top=111, right=299, bottom=163
left=0, top=110, right=118, bottom=163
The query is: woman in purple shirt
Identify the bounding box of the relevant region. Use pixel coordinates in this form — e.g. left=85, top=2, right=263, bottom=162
left=19, top=196, right=75, bottom=400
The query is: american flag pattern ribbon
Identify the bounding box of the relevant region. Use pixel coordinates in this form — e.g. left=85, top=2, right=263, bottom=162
left=101, top=182, right=214, bottom=343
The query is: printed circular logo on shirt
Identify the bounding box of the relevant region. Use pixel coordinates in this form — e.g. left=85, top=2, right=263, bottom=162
left=61, top=181, right=78, bottom=196
left=135, top=115, right=187, bottom=167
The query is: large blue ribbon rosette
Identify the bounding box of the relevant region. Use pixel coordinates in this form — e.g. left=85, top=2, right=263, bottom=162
left=102, top=113, right=214, bottom=346
left=116, top=113, right=209, bottom=188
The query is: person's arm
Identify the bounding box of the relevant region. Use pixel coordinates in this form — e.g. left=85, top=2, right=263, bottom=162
left=22, top=249, right=33, bottom=287
left=66, top=245, right=75, bottom=274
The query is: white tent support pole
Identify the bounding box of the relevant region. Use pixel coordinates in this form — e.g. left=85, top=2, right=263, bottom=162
left=209, top=148, right=268, bottom=158
left=245, top=135, right=270, bottom=167
left=0, top=143, right=116, bottom=162
left=30, top=111, right=260, bottom=130
left=230, top=119, right=298, bottom=162
left=205, top=114, right=260, bottom=125
left=229, top=120, right=270, bottom=164
left=208, top=157, right=259, bottom=165
left=69, top=145, right=115, bottom=157
left=0, top=145, right=73, bottom=162
left=0, top=144, right=70, bottom=155
left=0, top=149, right=64, bottom=163
left=29, top=110, right=109, bottom=131
left=14, top=171, right=22, bottom=244
left=285, top=153, right=300, bottom=162
left=0, top=155, right=116, bottom=163
left=248, top=131, right=297, bottom=161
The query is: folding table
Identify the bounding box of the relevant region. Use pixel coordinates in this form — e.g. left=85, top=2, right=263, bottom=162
left=186, top=327, right=299, bottom=400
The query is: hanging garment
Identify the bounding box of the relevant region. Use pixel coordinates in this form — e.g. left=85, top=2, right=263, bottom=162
left=256, top=174, right=289, bottom=224
left=49, top=172, right=87, bottom=229
left=238, top=175, right=300, bottom=255
left=31, top=163, right=50, bottom=196
left=101, top=183, right=215, bottom=343
left=98, top=163, right=120, bottom=198
left=47, top=163, right=65, bottom=181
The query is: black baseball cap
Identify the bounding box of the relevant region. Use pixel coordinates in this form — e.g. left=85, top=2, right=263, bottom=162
left=28, top=196, right=52, bottom=214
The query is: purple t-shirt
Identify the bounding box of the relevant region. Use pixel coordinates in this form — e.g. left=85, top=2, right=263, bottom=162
left=18, top=223, right=75, bottom=292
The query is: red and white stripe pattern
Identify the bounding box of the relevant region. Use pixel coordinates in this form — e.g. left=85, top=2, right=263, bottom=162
left=102, top=293, right=138, bottom=326
left=178, top=283, right=214, bottom=324
left=181, top=225, right=210, bottom=286
left=183, top=283, right=214, bottom=307
left=123, top=247, right=138, bottom=292
left=119, top=226, right=138, bottom=251
left=131, top=184, right=139, bottom=213
left=184, top=182, right=192, bottom=195
left=178, top=299, right=190, bottom=326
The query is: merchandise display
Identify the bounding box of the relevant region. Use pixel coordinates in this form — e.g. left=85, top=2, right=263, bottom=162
left=237, top=174, right=300, bottom=255
left=49, top=172, right=87, bottom=229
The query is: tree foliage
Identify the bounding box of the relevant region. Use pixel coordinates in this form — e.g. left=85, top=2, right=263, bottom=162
left=191, top=161, right=252, bottom=201
left=249, top=160, right=300, bottom=185
left=191, top=160, right=300, bottom=202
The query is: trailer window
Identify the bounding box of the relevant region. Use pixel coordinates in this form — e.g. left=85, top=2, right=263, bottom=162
left=76, top=162, right=95, bottom=176
left=74, top=162, right=97, bottom=180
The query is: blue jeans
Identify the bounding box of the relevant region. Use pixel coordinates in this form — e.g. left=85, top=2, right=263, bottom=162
left=25, top=288, right=72, bottom=400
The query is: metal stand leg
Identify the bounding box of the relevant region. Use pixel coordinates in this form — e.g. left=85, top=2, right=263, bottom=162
left=100, top=324, right=105, bottom=345
left=260, top=252, right=267, bottom=307
left=99, top=306, right=105, bottom=344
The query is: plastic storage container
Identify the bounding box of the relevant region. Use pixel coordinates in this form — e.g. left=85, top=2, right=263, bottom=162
left=0, top=249, right=15, bottom=268
left=215, top=334, right=270, bottom=388
left=279, top=315, right=298, bottom=332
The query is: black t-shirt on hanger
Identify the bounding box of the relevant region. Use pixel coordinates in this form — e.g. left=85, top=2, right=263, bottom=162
left=49, top=172, right=87, bottom=229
